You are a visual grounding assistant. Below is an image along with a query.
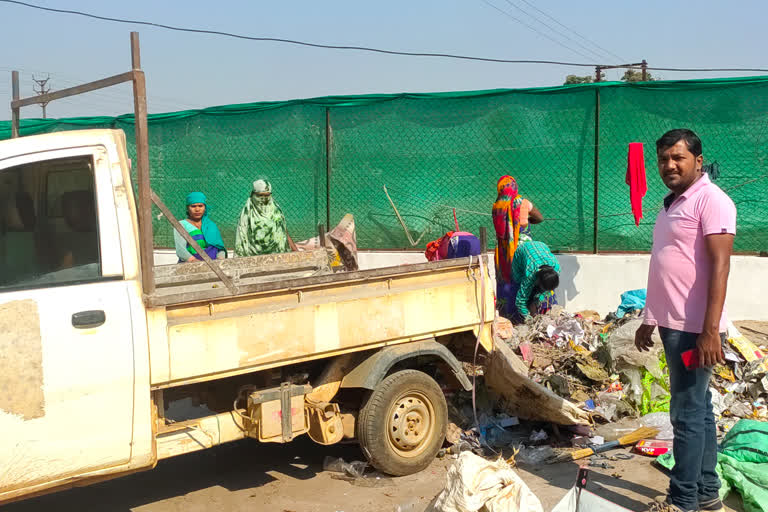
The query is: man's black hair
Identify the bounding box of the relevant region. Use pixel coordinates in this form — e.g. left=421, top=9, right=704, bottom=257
left=535, top=265, right=559, bottom=292
left=656, top=128, right=702, bottom=157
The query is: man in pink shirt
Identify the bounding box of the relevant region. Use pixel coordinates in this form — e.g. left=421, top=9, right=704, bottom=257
left=636, top=129, right=736, bottom=512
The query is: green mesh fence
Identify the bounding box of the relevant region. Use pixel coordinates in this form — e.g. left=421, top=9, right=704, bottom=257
left=2, top=76, right=767, bottom=253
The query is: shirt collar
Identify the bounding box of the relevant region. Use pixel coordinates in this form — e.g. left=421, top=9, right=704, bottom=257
left=664, top=172, right=710, bottom=210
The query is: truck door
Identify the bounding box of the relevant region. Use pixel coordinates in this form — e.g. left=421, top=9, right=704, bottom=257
left=0, top=148, right=136, bottom=496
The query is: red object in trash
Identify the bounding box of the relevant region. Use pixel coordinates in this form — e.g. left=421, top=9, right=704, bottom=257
left=519, top=342, right=533, bottom=363
left=634, top=439, right=673, bottom=456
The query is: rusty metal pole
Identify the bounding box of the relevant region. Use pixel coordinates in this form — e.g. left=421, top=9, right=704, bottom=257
left=595, top=66, right=602, bottom=83
left=641, top=59, right=648, bottom=81
left=11, top=71, right=20, bottom=138
left=130, top=32, right=155, bottom=296
left=593, top=88, right=601, bottom=254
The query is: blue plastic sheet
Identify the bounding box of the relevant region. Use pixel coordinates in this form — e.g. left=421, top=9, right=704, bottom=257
left=616, top=289, right=647, bottom=319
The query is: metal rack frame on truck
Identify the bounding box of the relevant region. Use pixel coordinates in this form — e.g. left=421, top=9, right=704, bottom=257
left=10, top=31, right=237, bottom=298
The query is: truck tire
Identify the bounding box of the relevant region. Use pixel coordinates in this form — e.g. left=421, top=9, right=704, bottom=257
left=357, top=369, right=447, bottom=476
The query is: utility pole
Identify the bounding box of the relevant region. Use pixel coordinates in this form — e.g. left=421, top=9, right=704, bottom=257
left=641, top=59, right=648, bottom=81
left=595, top=66, right=602, bottom=83
left=32, top=75, right=51, bottom=118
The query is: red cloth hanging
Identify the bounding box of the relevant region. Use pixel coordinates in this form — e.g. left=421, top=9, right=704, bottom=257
left=626, top=142, right=647, bottom=226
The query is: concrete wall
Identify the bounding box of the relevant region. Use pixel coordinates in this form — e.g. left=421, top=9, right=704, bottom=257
left=153, top=249, right=767, bottom=321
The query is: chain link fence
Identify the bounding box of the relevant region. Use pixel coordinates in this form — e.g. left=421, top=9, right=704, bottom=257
left=2, top=77, right=767, bottom=254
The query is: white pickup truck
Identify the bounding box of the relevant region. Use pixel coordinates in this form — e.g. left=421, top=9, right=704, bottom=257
left=0, top=126, right=495, bottom=504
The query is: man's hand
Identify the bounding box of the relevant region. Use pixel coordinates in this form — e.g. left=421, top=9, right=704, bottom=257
left=186, top=256, right=197, bottom=263
left=635, top=324, right=655, bottom=352
left=696, top=330, right=725, bottom=367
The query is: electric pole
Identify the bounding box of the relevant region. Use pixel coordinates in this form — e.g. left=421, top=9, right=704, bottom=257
left=32, top=75, right=52, bottom=118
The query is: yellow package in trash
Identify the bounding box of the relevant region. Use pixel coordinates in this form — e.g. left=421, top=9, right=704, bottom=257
left=727, top=323, right=768, bottom=371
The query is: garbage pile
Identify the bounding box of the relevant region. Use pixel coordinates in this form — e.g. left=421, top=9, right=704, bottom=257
left=494, top=297, right=768, bottom=432
left=709, top=323, right=768, bottom=430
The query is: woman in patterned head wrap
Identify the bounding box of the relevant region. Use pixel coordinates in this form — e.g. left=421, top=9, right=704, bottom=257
left=492, top=175, right=543, bottom=317
left=235, top=179, right=297, bottom=257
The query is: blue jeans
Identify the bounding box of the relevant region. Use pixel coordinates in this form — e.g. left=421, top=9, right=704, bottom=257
left=659, top=327, right=723, bottom=511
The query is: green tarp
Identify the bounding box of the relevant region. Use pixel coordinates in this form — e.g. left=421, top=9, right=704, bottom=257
left=2, top=76, right=767, bottom=252
left=656, top=419, right=768, bottom=512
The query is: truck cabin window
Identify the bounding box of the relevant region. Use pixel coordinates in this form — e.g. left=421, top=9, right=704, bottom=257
left=0, top=156, right=101, bottom=290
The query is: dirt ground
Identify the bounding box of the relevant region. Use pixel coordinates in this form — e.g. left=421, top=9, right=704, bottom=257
left=3, top=437, right=745, bottom=512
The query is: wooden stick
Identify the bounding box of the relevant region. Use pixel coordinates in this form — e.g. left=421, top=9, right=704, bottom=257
left=150, top=189, right=238, bottom=295
left=551, top=426, right=659, bottom=463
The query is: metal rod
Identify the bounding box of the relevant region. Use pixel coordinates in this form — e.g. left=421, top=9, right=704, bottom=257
left=11, top=71, right=135, bottom=109
left=11, top=71, right=19, bottom=138
left=151, top=190, right=237, bottom=294
left=325, top=107, right=332, bottom=231
left=318, top=224, right=327, bottom=248
left=130, top=32, right=156, bottom=296
left=593, top=88, right=600, bottom=255
left=479, top=226, right=487, bottom=255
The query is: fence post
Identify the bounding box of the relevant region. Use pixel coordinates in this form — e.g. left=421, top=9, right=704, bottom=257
left=593, top=87, right=600, bottom=254
left=11, top=71, right=19, bottom=138
left=325, top=107, right=332, bottom=231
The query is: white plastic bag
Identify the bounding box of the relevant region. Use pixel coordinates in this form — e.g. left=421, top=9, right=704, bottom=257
left=427, top=452, right=543, bottom=512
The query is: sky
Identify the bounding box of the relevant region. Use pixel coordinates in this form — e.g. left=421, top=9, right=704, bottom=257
left=1, top=0, right=767, bottom=119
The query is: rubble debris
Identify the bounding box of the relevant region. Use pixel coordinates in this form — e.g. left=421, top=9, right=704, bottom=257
left=492, top=305, right=765, bottom=433
left=446, top=422, right=463, bottom=445
left=485, top=338, right=591, bottom=425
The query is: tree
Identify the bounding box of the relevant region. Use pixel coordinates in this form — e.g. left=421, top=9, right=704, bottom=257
left=563, top=72, right=604, bottom=85
left=621, top=69, right=655, bottom=82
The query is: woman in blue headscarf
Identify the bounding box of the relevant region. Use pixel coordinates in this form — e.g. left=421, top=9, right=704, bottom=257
left=174, top=191, right=227, bottom=263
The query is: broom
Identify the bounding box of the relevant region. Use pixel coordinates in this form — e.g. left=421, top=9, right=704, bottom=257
left=551, top=426, right=660, bottom=463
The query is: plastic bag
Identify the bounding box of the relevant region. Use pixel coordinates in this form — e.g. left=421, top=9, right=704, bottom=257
left=593, top=417, right=641, bottom=442
left=515, top=445, right=555, bottom=465
left=427, top=451, right=544, bottom=512
left=616, top=289, right=646, bottom=319
left=640, top=412, right=674, bottom=440
left=323, top=456, right=368, bottom=478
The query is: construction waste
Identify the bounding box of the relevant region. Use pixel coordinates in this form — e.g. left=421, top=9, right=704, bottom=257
left=431, top=302, right=767, bottom=511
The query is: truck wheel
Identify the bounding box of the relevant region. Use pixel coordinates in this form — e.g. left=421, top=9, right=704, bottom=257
left=357, top=369, right=447, bottom=476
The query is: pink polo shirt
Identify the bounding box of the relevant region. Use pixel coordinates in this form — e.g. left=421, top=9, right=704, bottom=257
left=644, top=173, right=737, bottom=333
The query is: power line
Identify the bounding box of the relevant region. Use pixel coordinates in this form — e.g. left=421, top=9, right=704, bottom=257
left=501, top=0, right=612, bottom=63
left=480, top=0, right=594, bottom=60
left=517, top=0, right=625, bottom=62
left=1, top=0, right=600, bottom=67
left=1, top=0, right=767, bottom=74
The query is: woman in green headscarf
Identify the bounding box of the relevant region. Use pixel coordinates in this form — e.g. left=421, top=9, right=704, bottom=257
left=175, top=191, right=227, bottom=263
left=235, top=179, right=297, bottom=257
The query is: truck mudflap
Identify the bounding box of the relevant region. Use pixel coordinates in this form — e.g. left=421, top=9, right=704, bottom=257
left=339, top=340, right=473, bottom=392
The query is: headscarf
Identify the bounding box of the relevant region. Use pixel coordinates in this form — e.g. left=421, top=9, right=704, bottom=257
left=234, top=179, right=291, bottom=256
left=492, top=175, right=523, bottom=284
left=184, top=191, right=225, bottom=250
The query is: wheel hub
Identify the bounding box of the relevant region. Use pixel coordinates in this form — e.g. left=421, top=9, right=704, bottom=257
left=388, top=393, right=434, bottom=455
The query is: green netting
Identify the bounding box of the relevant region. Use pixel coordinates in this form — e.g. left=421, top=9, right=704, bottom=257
left=1, top=76, right=767, bottom=252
